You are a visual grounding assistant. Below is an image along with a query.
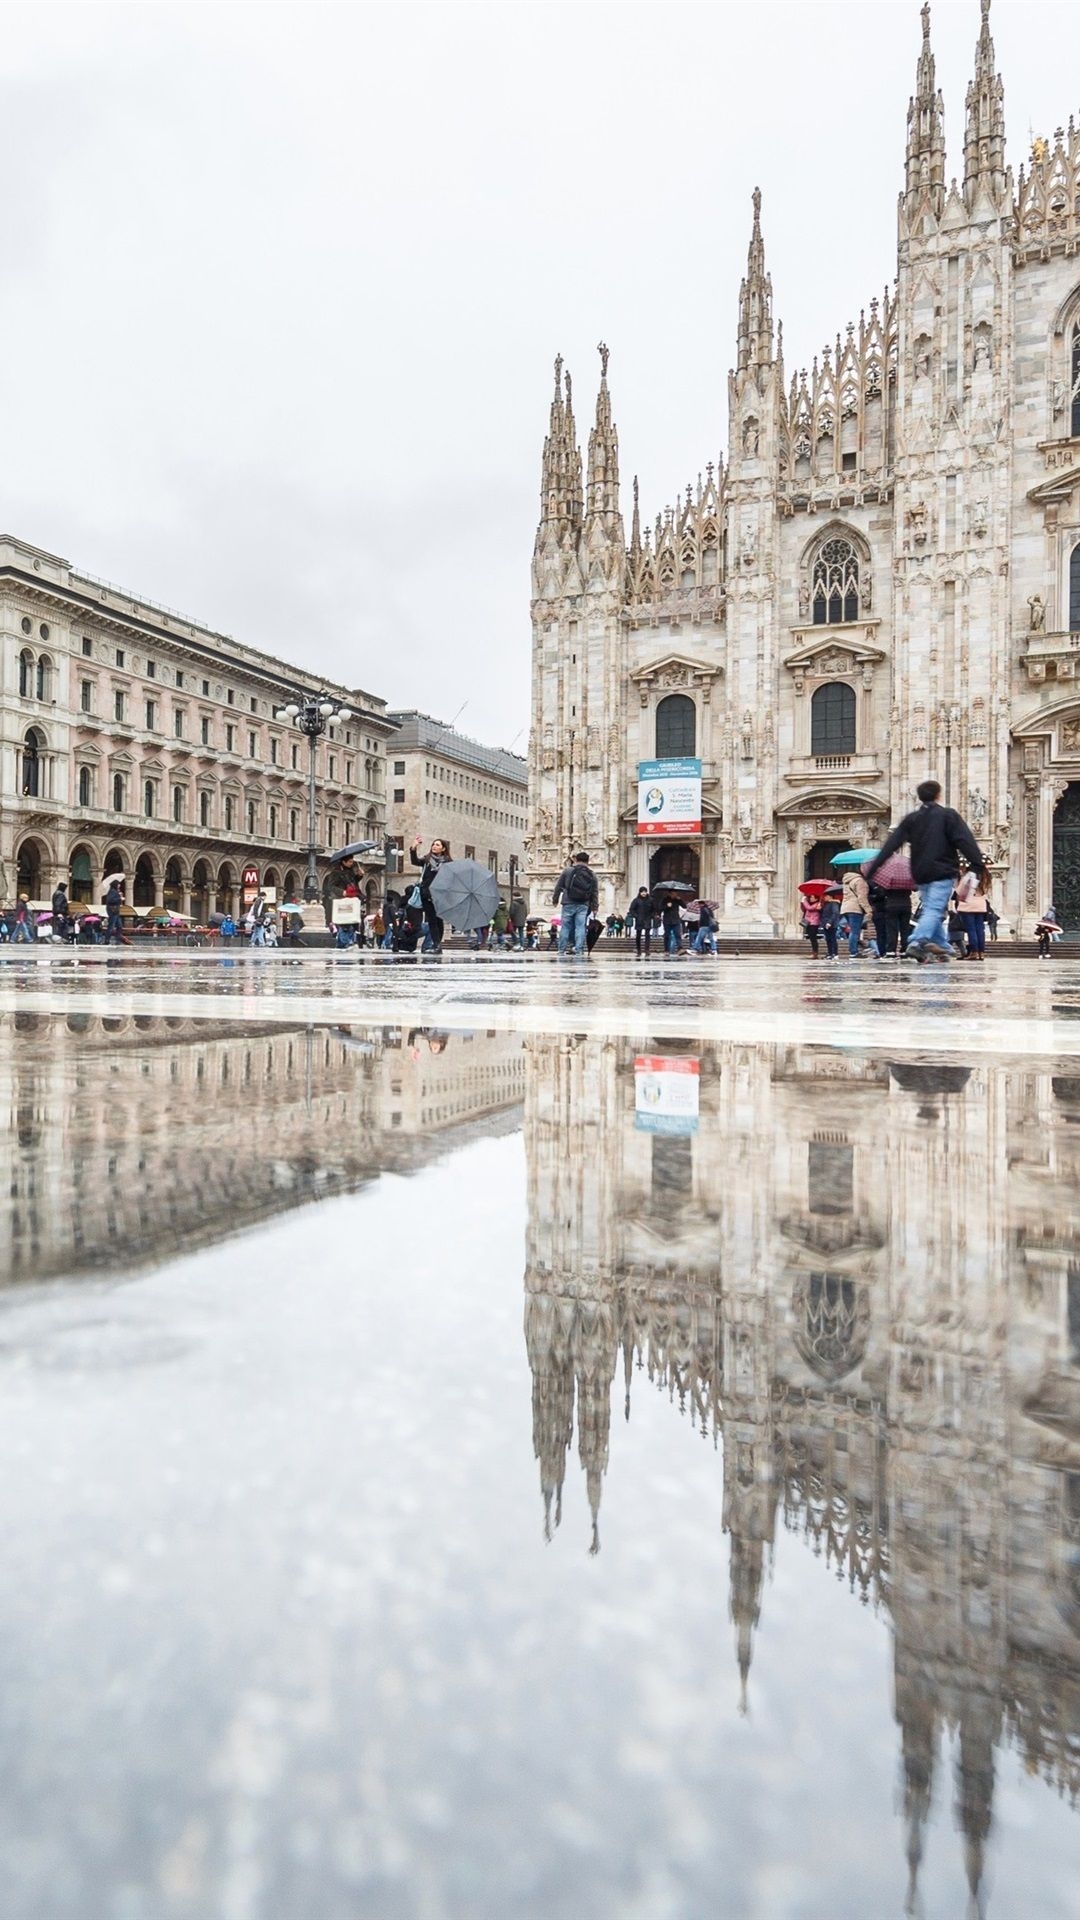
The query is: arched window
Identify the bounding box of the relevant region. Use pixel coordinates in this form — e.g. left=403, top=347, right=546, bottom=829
left=112, top=772, right=124, bottom=813
left=224, top=796, right=235, bottom=833
left=18, top=649, right=33, bottom=698
left=811, top=681, right=856, bottom=755
left=1070, top=542, right=1080, bottom=632
left=78, top=765, right=92, bottom=807
left=200, top=791, right=211, bottom=828
left=21, top=729, right=42, bottom=796
left=144, top=780, right=155, bottom=819
left=172, top=786, right=184, bottom=823
left=655, top=693, right=696, bottom=758
left=812, top=536, right=860, bottom=624
left=1072, top=321, right=1080, bottom=440
left=35, top=655, right=52, bottom=701
left=247, top=800, right=257, bottom=837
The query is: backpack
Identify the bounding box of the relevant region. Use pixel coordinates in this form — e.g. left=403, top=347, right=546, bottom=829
left=565, top=863, right=592, bottom=905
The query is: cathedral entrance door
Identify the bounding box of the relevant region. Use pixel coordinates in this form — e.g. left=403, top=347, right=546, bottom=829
left=1053, top=783, right=1080, bottom=929
left=649, top=844, right=700, bottom=892
left=804, top=838, right=850, bottom=881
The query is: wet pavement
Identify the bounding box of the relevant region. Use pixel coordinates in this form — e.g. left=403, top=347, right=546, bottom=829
left=3, top=958, right=1080, bottom=1918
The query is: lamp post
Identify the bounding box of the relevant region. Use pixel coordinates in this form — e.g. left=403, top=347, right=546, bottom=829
left=275, top=692, right=353, bottom=906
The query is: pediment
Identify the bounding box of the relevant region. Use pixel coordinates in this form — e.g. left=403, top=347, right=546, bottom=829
left=630, top=652, right=722, bottom=692
left=141, top=757, right=166, bottom=777
left=108, top=750, right=135, bottom=770
left=1028, top=463, right=1080, bottom=505
left=74, top=744, right=103, bottom=765
left=784, top=630, right=885, bottom=673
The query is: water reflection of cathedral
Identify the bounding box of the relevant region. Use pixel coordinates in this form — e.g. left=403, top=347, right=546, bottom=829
left=0, top=1015, right=524, bottom=1283
left=524, top=1035, right=1080, bottom=1913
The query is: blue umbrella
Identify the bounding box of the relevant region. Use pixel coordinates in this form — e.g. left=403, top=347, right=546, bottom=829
left=830, top=847, right=879, bottom=866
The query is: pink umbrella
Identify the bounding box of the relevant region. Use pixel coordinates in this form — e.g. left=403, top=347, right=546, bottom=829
left=863, top=852, right=914, bottom=889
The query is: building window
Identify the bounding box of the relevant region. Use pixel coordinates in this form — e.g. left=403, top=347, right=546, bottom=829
left=811, top=681, right=857, bottom=755
left=269, top=804, right=278, bottom=838
left=327, top=816, right=337, bottom=845
left=227, top=688, right=234, bottom=705
left=250, top=696, right=257, bottom=713
left=146, top=700, right=156, bottom=730
left=113, top=772, right=124, bottom=812
left=247, top=801, right=257, bottom=837
left=80, top=679, right=92, bottom=713
left=176, top=671, right=184, bottom=689
left=202, top=679, right=210, bottom=697
left=1071, top=543, right=1080, bottom=632
left=78, top=765, right=92, bottom=807
left=116, top=648, right=125, bottom=668
left=291, top=744, right=298, bottom=770
left=655, top=692, right=696, bottom=758
left=18, top=649, right=32, bottom=697
left=20, top=730, right=42, bottom=796
left=146, top=660, right=156, bottom=680
left=328, top=755, right=336, bottom=780
left=248, top=731, right=256, bottom=758
left=290, top=809, right=299, bottom=840
left=200, top=791, right=211, bottom=828
left=1072, top=323, right=1080, bottom=441
left=464, top=844, right=475, bottom=860
left=36, top=656, right=52, bottom=701
left=172, top=786, right=184, bottom=822
left=270, top=739, right=278, bottom=765
left=201, top=716, right=211, bottom=745
left=175, top=710, right=185, bottom=739
left=812, top=536, right=860, bottom=624
left=81, top=636, right=92, bottom=658
left=114, top=689, right=126, bottom=723
left=144, top=780, right=155, bottom=818
left=394, top=760, right=405, bottom=776
left=225, top=796, right=235, bottom=832
left=393, top=787, right=405, bottom=803
left=226, top=724, right=235, bottom=752
left=346, top=758, right=353, bottom=782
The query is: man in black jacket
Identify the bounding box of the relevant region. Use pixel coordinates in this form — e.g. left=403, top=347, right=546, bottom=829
left=866, top=780, right=983, bottom=962
left=553, top=852, right=599, bottom=957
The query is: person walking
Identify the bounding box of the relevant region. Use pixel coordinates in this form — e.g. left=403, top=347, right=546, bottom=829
left=219, top=911, right=236, bottom=945
left=865, top=781, right=984, bottom=964
left=51, top=881, right=71, bottom=944
left=11, top=894, right=34, bottom=944
left=800, top=892, right=822, bottom=958
left=509, top=892, right=527, bottom=949
left=1035, top=905, right=1062, bottom=957
left=103, top=877, right=124, bottom=945
left=249, top=892, right=269, bottom=947
left=692, top=901, right=718, bottom=955
left=626, top=886, right=653, bottom=958
left=841, top=869, right=870, bottom=957
left=954, top=863, right=991, bottom=960
left=882, top=885, right=913, bottom=959
left=553, top=851, right=598, bottom=957
left=491, top=899, right=509, bottom=949
left=820, top=886, right=842, bottom=960
left=661, top=894, right=684, bottom=956
left=410, top=838, right=451, bottom=954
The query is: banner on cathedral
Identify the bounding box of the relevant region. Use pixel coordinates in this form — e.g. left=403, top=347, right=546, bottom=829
left=634, top=1055, right=700, bottom=1134
left=636, top=758, right=702, bottom=836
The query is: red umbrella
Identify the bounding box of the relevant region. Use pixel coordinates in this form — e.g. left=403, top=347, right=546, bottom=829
left=798, top=879, right=833, bottom=898
left=863, top=852, right=914, bottom=890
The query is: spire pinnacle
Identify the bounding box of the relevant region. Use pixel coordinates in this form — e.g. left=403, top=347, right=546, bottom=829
left=964, top=0, right=1006, bottom=210
left=736, top=187, right=774, bottom=375
left=585, top=345, right=620, bottom=525
left=903, top=3, right=945, bottom=227
left=629, top=474, right=641, bottom=557
left=537, top=355, right=582, bottom=536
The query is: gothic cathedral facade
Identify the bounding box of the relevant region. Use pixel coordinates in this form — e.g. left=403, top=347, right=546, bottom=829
left=527, top=1, right=1080, bottom=934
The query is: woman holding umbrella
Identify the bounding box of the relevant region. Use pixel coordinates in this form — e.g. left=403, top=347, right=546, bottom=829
left=797, top=879, right=830, bottom=958
left=410, top=837, right=451, bottom=954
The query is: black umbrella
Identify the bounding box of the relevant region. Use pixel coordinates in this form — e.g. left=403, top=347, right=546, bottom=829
left=329, top=839, right=383, bottom=864
left=649, top=879, right=696, bottom=907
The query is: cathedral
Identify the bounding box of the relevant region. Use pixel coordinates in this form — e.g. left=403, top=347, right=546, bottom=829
left=527, top=0, right=1080, bottom=934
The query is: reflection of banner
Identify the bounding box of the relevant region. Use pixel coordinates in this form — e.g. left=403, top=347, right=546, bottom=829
left=634, top=1055, right=700, bottom=1134
left=637, top=758, right=702, bottom=836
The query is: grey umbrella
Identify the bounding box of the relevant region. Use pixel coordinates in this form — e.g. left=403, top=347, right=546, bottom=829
left=429, top=858, right=501, bottom=933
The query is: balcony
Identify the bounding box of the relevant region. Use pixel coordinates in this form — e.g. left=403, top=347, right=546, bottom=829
left=1021, top=630, right=1080, bottom=684
left=785, top=752, right=882, bottom=787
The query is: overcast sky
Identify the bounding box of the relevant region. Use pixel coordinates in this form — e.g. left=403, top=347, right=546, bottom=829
left=0, top=0, right=1075, bottom=747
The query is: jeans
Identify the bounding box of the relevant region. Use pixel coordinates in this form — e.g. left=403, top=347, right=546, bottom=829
left=909, top=876, right=954, bottom=951
left=12, top=921, right=33, bottom=944
left=559, top=901, right=590, bottom=955
left=693, top=927, right=716, bottom=953
left=962, top=911, right=986, bottom=954
left=822, top=922, right=839, bottom=958
left=845, top=911, right=864, bottom=956
left=250, top=922, right=266, bottom=947
left=664, top=925, right=682, bottom=954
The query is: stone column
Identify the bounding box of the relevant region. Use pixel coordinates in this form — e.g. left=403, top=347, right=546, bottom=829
left=154, top=874, right=165, bottom=909
left=181, top=883, right=192, bottom=918
left=627, top=836, right=650, bottom=892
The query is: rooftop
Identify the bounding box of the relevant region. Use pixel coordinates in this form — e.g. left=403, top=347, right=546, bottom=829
left=388, top=710, right=528, bottom=785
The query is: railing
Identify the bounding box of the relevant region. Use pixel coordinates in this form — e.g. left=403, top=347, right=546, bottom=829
left=814, top=754, right=852, bottom=770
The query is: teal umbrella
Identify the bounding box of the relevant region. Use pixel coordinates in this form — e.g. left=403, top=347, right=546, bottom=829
left=830, top=847, right=879, bottom=866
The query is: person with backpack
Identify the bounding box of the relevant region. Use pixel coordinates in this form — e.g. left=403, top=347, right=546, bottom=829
left=51, top=881, right=71, bottom=943
left=103, top=877, right=124, bottom=945
left=692, top=901, right=718, bottom=955
left=866, top=780, right=984, bottom=964
left=553, top=851, right=598, bottom=957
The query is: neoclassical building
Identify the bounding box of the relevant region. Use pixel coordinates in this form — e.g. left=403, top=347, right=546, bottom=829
left=0, top=533, right=395, bottom=916
left=528, top=0, right=1080, bottom=933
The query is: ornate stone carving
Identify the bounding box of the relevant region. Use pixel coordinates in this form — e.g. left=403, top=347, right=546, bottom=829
left=1028, top=593, right=1046, bottom=632
left=911, top=705, right=927, bottom=752
left=970, top=698, right=987, bottom=748
left=741, top=712, right=754, bottom=761
left=1062, top=719, right=1080, bottom=754
left=906, top=501, right=928, bottom=548
left=967, top=787, right=987, bottom=829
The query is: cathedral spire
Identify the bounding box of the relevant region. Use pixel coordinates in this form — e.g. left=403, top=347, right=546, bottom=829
left=585, top=340, right=620, bottom=524
left=736, top=188, right=774, bottom=374
left=629, top=475, right=641, bottom=561
left=537, top=354, right=583, bottom=536
left=903, top=3, right=946, bottom=227
left=963, top=0, right=1007, bottom=212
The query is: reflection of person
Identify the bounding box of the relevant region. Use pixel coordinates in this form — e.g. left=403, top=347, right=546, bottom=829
left=866, top=780, right=983, bottom=964
left=410, top=838, right=450, bottom=954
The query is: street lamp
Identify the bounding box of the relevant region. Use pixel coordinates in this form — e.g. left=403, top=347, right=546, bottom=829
left=275, top=692, right=353, bottom=905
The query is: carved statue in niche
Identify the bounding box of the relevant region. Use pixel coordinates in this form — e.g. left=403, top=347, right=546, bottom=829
left=907, top=501, right=928, bottom=548
left=586, top=727, right=602, bottom=769
left=1051, top=379, right=1068, bottom=419
left=913, top=337, right=931, bottom=378
left=967, top=787, right=987, bottom=828
left=1028, top=594, right=1046, bottom=632
left=1062, top=719, right=1080, bottom=754
left=798, top=579, right=810, bottom=620
left=743, top=417, right=759, bottom=456
left=583, top=799, right=602, bottom=842
left=536, top=805, right=554, bottom=842
left=741, top=712, right=754, bottom=760
left=973, top=327, right=992, bottom=371
left=541, top=727, right=555, bottom=772
left=737, top=798, right=753, bottom=840
left=970, top=498, right=988, bottom=539
left=861, top=662, right=873, bottom=689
